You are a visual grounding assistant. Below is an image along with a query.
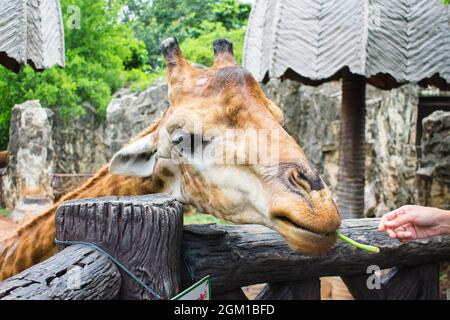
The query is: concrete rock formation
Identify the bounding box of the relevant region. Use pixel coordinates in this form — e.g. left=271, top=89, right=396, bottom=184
left=417, top=111, right=450, bottom=209
left=52, top=102, right=105, bottom=174
left=3, top=100, right=54, bottom=222
left=263, top=80, right=419, bottom=217
left=104, top=80, right=169, bottom=159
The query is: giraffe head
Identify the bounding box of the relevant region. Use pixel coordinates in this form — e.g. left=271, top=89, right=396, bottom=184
left=109, top=38, right=340, bottom=255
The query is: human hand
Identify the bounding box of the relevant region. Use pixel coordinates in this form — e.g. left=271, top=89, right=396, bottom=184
left=378, top=205, right=450, bottom=240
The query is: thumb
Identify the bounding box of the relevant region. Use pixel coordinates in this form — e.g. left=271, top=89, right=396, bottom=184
left=384, top=213, right=414, bottom=230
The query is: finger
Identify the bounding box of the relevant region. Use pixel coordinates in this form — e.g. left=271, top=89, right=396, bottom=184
left=379, top=211, right=398, bottom=231
left=394, top=230, right=413, bottom=240
left=384, top=213, right=414, bottom=230
left=386, top=229, right=397, bottom=239
left=378, top=218, right=386, bottom=231
left=385, top=210, right=401, bottom=221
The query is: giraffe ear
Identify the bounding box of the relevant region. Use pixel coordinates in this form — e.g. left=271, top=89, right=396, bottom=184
left=109, top=134, right=158, bottom=177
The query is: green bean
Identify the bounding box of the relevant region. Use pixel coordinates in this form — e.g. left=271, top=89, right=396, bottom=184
left=336, top=232, right=380, bottom=253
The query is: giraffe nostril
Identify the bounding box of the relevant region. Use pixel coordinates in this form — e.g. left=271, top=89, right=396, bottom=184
left=287, top=168, right=323, bottom=192
left=309, top=177, right=323, bottom=191
left=288, top=169, right=311, bottom=193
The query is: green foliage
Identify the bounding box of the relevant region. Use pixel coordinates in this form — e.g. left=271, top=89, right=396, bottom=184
left=124, top=0, right=251, bottom=68
left=444, top=0, right=449, bottom=5
left=212, top=0, right=251, bottom=30
left=0, top=208, right=10, bottom=218
left=181, top=22, right=246, bottom=66
left=0, top=0, right=150, bottom=149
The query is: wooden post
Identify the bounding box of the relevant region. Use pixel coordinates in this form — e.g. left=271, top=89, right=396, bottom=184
left=256, top=280, right=321, bottom=300
left=342, top=264, right=440, bottom=300
left=336, top=71, right=366, bottom=219
left=56, top=195, right=183, bottom=300
left=213, top=289, right=248, bottom=300
left=0, top=245, right=121, bottom=300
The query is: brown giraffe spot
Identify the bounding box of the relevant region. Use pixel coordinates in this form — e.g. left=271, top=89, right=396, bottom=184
left=161, top=167, right=175, bottom=177
left=154, top=176, right=165, bottom=189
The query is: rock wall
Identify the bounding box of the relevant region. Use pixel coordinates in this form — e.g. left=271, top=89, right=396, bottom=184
left=104, top=81, right=169, bottom=159
left=52, top=103, right=105, bottom=174
left=364, top=85, right=419, bottom=216
left=417, top=111, right=450, bottom=209
left=263, top=80, right=419, bottom=217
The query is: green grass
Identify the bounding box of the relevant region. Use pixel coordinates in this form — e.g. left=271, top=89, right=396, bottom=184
left=0, top=208, right=11, bottom=218
left=183, top=213, right=230, bottom=225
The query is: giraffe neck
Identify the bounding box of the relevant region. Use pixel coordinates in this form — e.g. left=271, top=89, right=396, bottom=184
left=0, top=165, right=166, bottom=280
left=0, top=116, right=168, bottom=281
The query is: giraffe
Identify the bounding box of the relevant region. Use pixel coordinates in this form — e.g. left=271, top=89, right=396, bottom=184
left=0, top=38, right=340, bottom=281
left=0, top=151, right=9, bottom=168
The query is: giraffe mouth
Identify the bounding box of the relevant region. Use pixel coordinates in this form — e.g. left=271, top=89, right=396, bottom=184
left=271, top=215, right=337, bottom=255
left=272, top=215, right=333, bottom=238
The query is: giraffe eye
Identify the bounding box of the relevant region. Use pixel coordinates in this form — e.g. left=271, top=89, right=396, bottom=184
left=171, top=132, right=185, bottom=146
left=171, top=131, right=211, bottom=158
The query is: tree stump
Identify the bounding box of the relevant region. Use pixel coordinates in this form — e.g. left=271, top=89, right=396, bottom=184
left=56, top=194, right=183, bottom=300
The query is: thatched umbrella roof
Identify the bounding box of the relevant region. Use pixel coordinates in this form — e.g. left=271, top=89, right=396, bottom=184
left=0, top=0, right=65, bottom=72
left=244, top=0, right=450, bottom=90
left=244, top=0, right=450, bottom=218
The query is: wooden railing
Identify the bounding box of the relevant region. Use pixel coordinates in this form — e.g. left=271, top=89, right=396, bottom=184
left=0, top=195, right=449, bottom=300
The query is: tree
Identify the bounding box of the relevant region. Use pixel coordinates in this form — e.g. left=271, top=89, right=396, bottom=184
left=124, top=0, right=251, bottom=68
left=181, top=22, right=246, bottom=66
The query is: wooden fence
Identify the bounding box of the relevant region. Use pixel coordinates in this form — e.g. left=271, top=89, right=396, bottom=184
left=0, top=195, right=449, bottom=300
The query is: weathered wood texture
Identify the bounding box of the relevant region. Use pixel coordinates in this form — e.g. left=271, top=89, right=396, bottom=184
left=256, top=280, right=321, bottom=300
left=0, top=0, right=65, bottom=72
left=213, top=288, right=248, bottom=300
left=0, top=245, right=121, bottom=300
left=56, top=195, right=183, bottom=300
left=182, top=219, right=450, bottom=294
left=343, top=264, right=440, bottom=300
left=244, top=0, right=450, bottom=89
